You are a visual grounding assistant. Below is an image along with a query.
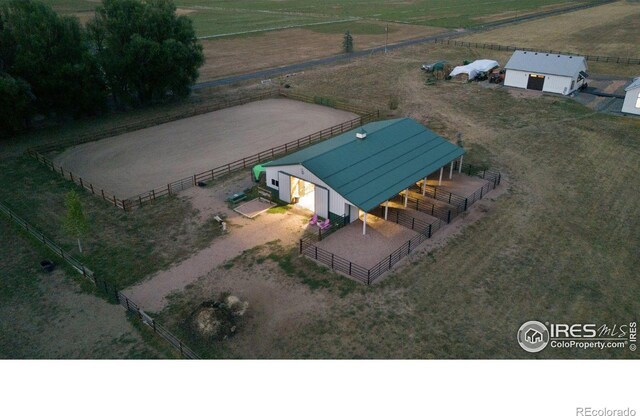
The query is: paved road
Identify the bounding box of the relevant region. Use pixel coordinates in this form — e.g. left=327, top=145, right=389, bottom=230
left=193, top=1, right=615, bottom=90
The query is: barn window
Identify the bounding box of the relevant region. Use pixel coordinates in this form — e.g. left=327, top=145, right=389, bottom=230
left=271, top=179, right=279, bottom=187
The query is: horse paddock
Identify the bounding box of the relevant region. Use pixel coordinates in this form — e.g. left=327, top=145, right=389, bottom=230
left=52, top=98, right=358, bottom=198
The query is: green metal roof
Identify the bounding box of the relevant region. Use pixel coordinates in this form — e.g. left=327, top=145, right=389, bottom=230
left=264, top=118, right=465, bottom=212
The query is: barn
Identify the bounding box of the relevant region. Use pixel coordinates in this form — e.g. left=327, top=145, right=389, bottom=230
left=621, top=77, right=640, bottom=116
left=262, top=118, right=465, bottom=234
left=504, top=50, right=588, bottom=95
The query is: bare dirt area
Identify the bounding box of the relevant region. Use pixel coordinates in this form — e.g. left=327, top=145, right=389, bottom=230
left=460, top=1, right=640, bottom=58
left=315, top=216, right=419, bottom=269
left=159, top=242, right=339, bottom=359
left=0, top=221, right=164, bottom=359
left=198, top=21, right=445, bottom=81
left=123, top=170, right=318, bottom=312
left=53, top=98, right=357, bottom=198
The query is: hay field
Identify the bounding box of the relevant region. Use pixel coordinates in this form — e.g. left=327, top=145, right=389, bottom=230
left=2, top=0, right=590, bottom=35
left=199, top=21, right=444, bottom=81
left=460, top=1, right=640, bottom=58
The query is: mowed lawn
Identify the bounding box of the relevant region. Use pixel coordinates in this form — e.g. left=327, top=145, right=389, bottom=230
left=159, top=44, right=640, bottom=359
left=3, top=0, right=591, bottom=36
left=460, top=1, right=640, bottom=58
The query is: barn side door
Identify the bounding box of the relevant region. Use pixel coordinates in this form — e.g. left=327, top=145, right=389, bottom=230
left=278, top=172, right=291, bottom=203
left=314, top=186, right=329, bottom=219
left=527, top=74, right=545, bottom=91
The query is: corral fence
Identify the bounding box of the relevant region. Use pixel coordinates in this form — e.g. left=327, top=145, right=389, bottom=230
left=298, top=163, right=502, bottom=284
left=27, top=90, right=379, bottom=212
left=0, top=201, right=200, bottom=359
left=396, top=192, right=457, bottom=223
left=127, top=111, right=378, bottom=209
left=416, top=163, right=502, bottom=212
left=298, top=207, right=443, bottom=285
left=433, top=38, right=640, bottom=65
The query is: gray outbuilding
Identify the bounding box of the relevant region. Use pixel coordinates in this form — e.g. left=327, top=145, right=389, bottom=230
left=504, top=50, right=588, bottom=95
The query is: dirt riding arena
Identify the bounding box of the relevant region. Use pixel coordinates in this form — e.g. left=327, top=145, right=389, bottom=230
left=53, top=98, right=357, bottom=198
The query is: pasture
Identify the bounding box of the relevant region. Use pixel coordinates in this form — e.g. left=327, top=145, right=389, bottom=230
left=460, top=1, right=640, bottom=58
left=0, top=220, right=169, bottom=358
left=52, top=98, right=357, bottom=198
left=157, top=42, right=640, bottom=358
left=8, top=0, right=591, bottom=36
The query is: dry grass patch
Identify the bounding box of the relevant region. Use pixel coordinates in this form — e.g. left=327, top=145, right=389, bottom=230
left=198, top=22, right=444, bottom=81
left=460, top=1, right=640, bottom=58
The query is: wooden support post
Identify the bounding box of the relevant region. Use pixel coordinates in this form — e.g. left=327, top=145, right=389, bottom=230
left=403, top=189, right=408, bottom=208
left=458, top=155, right=464, bottom=173
left=438, top=167, right=443, bottom=186
left=422, top=177, right=427, bottom=196
left=449, top=161, right=454, bottom=179
left=384, top=201, right=389, bottom=220
left=362, top=212, right=367, bottom=235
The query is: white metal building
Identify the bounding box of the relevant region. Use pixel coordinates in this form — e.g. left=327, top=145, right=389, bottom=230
left=504, top=50, right=588, bottom=95
left=262, top=118, right=465, bottom=234
left=622, top=77, right=640, bottom=116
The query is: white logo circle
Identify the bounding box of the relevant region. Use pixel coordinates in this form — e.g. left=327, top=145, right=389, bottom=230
left=517, top=321, right=550, bottom=353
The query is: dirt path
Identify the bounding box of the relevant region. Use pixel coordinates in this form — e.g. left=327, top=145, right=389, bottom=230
left=53, top=99, right=356, bottom=198
left=123, top=174, right=312, bottom=312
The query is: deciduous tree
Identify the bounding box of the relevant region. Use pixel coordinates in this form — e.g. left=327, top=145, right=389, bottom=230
left=88, top=0, right=204, bottom=106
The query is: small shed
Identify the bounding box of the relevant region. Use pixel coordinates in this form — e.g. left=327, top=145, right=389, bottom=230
left=504, top=50, right=588, bottom=95
left=622, top=77, right=640, bottom=116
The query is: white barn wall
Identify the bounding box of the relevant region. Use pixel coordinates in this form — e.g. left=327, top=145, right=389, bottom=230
left=505, top=70, right=577, bottom=95
left=266, top=165, right=355, bottom=217
left=542, top=75, right=573, bottom=95
left=622, top=88, right=640, bottom=115
left=504, top=70, right=529, bottom=89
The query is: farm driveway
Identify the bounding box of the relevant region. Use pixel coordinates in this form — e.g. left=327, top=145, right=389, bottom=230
left=123, top=176, right=312, bottom=312
left=53, top=99, right=356, bottom=198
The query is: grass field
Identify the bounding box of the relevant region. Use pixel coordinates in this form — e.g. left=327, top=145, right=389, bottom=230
left=0, top=219, right=173, bottom=358
left=156, top=43, right=640, bottom=358
left=460, top=1, right=640, bottom=58
left=3, top=0, right=591, bottom=36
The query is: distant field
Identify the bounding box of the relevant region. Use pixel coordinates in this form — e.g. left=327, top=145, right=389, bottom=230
left=460, top=1, right=640, bottom=58
left=1, top=0, right=592, bottom=36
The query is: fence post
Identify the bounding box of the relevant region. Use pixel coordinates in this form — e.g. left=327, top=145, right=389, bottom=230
left=299, top=239, right=302, bottom=254
left=464, top=198, right=468, bottom=211
left=314, top=246, right=318, bottom=260
left=428, top=224, right=432, bottom=238
left=331, top=253, right=334, bottom=269
left=367, top=270, right=371, bottom=285
left=447, top=210, right=451, bottom=224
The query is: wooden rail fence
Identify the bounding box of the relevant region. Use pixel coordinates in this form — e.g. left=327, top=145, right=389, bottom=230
left=0, top=201, right=200, bottom=359
left=433, top=39, right=640, bottom=65
left=27, top=90, right=379, bottom=212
